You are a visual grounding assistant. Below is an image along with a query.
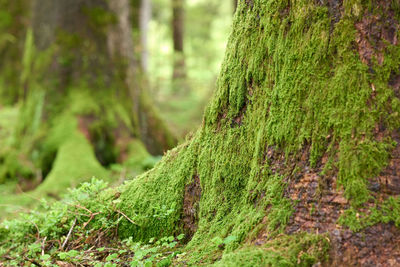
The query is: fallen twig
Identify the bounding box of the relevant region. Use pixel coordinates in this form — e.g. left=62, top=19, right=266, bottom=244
left=83, top=212, right=101, bottom=229
left=116, top=210, right=137, bottom=225
left=41, top=236, right=47, bottom=256
left=61, top=218, right=77, bottom=250
left=31, top=221, right=40, bottom=241
left=75, top=204, right=92, bottom=214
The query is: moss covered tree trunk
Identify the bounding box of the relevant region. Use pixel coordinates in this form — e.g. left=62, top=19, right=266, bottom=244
left=0, top=0, right=177, bottom=200
left=30, top=0, right=176, bottom=155
left=233, top=0, right=238, bottom=13
left=0, top=0, right=29, bottom=103
left=113, top=0, right=400, bottom=265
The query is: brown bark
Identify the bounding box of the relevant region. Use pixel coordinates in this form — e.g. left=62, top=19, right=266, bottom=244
left=172, top=0, right=184, bottom=53
left=244, top=1, right=400, bottom=265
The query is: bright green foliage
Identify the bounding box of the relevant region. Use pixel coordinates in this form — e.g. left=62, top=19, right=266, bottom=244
left=1, top=179, right=113, bottom=244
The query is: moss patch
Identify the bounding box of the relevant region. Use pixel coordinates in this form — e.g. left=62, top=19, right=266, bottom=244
left=36, top=132, right=109, bottom=196
left=213, top=233, right=329, bottom=267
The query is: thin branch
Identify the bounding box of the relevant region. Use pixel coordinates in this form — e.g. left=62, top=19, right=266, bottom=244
left=75, top=204, right=92, bottom=215
left=116, top=210, right=137, bottom=225
left=41, top=236, right=47, bottom=256
left=31, top=221, right=40, bottom=241
left=83, top=212, right=101, bottom=229
left=61, top=218, right=77, bottom=250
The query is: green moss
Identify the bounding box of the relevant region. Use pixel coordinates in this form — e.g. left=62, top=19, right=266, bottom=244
left=206, top=0, right=400, bottom=206
left=0, top=181, right=28, bottom=218
left=115, top=0, right=399, bottom=261
left=117, top=140, right=196, bottom=241
left=116, top=123, right=294, bottom=263
left=213, top=233, right=329, bottom=267
left=0, top=105, right=36, bottom=183
left=338, top=196, right=400, bottom=232
left=36, top=132, right=109, bottom=196
left=0, top=113, right=111, bottom=220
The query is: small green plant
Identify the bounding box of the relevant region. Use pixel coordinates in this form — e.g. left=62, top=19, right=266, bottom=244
left=0, top=180, right=186, bottom=266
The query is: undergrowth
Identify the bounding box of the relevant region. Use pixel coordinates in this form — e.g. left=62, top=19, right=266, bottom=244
left=0, top=179, right=186, bottom=266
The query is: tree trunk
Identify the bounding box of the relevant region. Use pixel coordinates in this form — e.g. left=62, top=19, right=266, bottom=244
left=29, top=0, right=176, bottom=154
left=171, top=0, right=186, bottom=93
left=0, top=0, right=177, bottom=196
left=233, top=0, right=238, bottom=13
left=116, top=0, right=400, bottom=265
left=0, top=0, right=29, bottom=103
left=140, top=0, right=151, bottom=72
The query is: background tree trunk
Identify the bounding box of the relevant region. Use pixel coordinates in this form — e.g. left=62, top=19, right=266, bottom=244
left=0, top=0, right=178, bottom=196
left=140, top=0, right=151, bottom=72
left=30, top=0, right=176, bottom=156
left=171, top=0, right=186, bottom=93
left=0, top=0, right=29, bottom=103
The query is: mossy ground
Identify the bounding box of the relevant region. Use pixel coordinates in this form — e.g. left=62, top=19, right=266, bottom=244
left=1, top=0, right=400, bottom=266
